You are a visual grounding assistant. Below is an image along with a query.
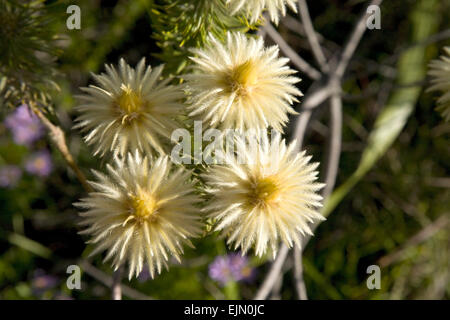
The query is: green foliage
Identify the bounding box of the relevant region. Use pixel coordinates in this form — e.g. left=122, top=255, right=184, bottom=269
left=82, top=1, right=149, bottom=72
left=0, top=0, right=61, bottom=109
left=148, top=0, right=255, bottom=75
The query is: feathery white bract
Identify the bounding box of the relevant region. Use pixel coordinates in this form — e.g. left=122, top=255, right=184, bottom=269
left=76, top=153, right=202, bottom=279
left=185, top=32, right=302, bottom=133
left=428, top=47, right=450, bottom=121
left=75, top=58, right=183, bottom=157
left=226, top=0, right=298, bottom=25
left=203, top=133, right=325, bottom=257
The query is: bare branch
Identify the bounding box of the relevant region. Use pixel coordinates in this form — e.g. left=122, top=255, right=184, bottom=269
left=258, top=0, right=384, bottom=300
left=334, top=0, right=383, bottom=79
left=378, top=215, right=449, bottom=267
left=322, top=85, right=343, bottom=199
left=425, top=177, right=450, bottom=188
left=291, top=0, right=383, bottom=297
left=80, top=260, right=152, bottom=300
left=282, top=14, right=338, bottom=53
left=112, top=266, right=123, bottom=300
left=29, top=103, right=93, bottom=193
left=292, top=84, right=334, bottom=150
left=292, top=109, right=313, bottom=150
left=291, top=84, right=342, bottom=300
left=282, top=13, right=396, bottom=80
left=264, top=23, right=322, bottom=80
left=293, top=245, right=308, bottom=300
left=254, top=245, right=289, bottom=300
left=298, top=0, right=328, bottom=72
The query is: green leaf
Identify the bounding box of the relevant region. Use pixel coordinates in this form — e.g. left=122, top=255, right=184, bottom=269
left=7, top=233, right=52, bottom=259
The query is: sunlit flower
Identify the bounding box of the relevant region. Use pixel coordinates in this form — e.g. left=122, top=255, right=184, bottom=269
left=203, top=133, right=324, bottom=257
left=226, top=0, right=298, bottom=25
left=185, top=32, right=302, bottom=133
left=74, top=58, right=183, bottom=157
left=76, top=153, right=202, bottom=279
left=428, top=47, right=450, bottom=121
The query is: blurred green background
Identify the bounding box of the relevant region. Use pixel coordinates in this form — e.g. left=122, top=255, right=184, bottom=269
left=0, top=0, right=449, bottom=300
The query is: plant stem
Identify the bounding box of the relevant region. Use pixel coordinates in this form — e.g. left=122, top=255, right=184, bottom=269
left=28, top=102, right=93, bottom=193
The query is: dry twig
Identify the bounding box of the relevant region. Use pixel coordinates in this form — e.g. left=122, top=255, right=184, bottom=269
left=29, top=102, right=93, bottom=193
left=80, top=260, right=152, bottom=300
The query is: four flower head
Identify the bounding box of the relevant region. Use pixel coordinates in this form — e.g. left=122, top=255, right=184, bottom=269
left=75, top=1, right=325, bottom=280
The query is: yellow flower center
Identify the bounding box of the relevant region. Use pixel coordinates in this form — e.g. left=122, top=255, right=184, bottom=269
left=246, top=176, right=280, bottom=207
left=115, top=84, right=144, bottom=123
left=223, top=60, right=258, bottom=97
left=129, top=188, right=158, bottom=223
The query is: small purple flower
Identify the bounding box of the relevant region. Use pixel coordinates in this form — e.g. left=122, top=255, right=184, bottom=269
left=209, top=255, right=234, bottom=285
left=209, top=253, right=256, bottom=285
left=32, top=270, right=59, bottom=295
left=4, top=104, right=44, bottom=146
left=0, top=165, right=22, bottom=188
left=228, top=253, right=256, bottom=283
left=25, top=150, right=53, bottom=177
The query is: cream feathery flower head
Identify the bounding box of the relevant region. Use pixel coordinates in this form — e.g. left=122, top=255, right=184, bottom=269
left=76, top=153, right=202, bottom=279
left=75, top=58, right=183, bottom=157
left=226, top=0, right=298, bottom=25
left=185, top=32, right=302, bottom=133
left=428, top=47, right=450, bottom=121
left=203, top=132, right=325, bottom=257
